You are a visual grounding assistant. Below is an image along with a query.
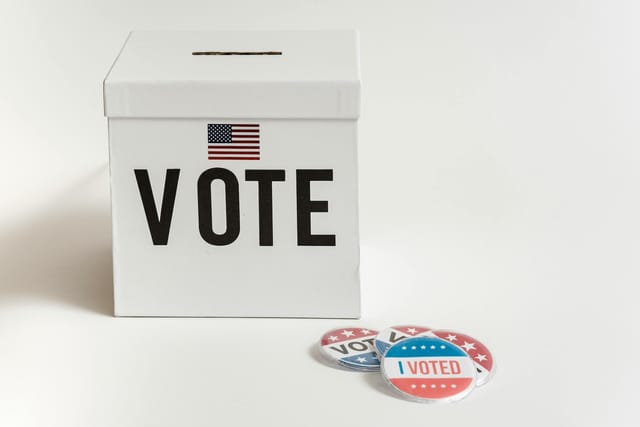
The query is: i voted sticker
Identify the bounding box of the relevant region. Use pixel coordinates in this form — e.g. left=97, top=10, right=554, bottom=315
left=319, top=327, right=380, bottom=371
left=374, top=325, right=432, bottom=357
left=430, top=330, right=495, bottom=386
left=382, top=336, right=477, bottom=403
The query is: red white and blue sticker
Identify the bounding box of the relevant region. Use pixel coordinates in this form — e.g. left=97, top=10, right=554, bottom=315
left=374, top=325, right=432, bottom=357
left=429, top=330, right=495, bottom=386
left=320, top=327, right=380, bottom=371
left=382, top=336, right=477, bottom=403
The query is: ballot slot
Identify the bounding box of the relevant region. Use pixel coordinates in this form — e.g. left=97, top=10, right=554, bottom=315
left=192, top=51, right=282, bottom=55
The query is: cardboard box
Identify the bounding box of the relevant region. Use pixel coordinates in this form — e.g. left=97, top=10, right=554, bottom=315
left=103, top=30, right=361, bottom=317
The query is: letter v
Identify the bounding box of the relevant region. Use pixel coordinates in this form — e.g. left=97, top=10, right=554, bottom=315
left=329, top=344, right=349, bottom=355
left=134, top=169, right=180, bottom=245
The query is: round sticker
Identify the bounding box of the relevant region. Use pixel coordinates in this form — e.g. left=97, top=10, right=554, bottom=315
left=429, top=330, right=495, bottom=386
left=319, top=327, right=380, bottom=371
left=381, top=336, right=477, bottom=403
left=373, top=325, right=432, bottom=357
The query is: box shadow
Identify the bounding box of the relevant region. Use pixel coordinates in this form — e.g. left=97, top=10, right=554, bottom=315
left=0, top=166, right=113, bottom=316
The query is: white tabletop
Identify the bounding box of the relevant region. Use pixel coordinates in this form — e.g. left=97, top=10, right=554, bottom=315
left=1, top=1, right=638, bottom=426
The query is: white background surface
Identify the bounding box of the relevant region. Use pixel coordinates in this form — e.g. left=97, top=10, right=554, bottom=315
left=0, top=1, right=638, bottom=425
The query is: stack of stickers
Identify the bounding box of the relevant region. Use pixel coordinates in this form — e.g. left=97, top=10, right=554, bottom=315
left=319, top=325, right=495, bottom=403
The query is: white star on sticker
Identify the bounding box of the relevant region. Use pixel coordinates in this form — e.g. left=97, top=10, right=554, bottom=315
left=446, top=334, right=457, bottom=341
left=328, top=336, right=338, bottom=342
left=420, top=345, right=426, bottom=350
left=406, top=328, right=417, bottom=334
left=357, top=357, right=367, bottom=363
left=341, top=330, right=354, bottom=337
left=360, top=329, right=371, bottom=335
left=475, top=354, right=487, bottom=362
left=461, top=341, right=476, bottom=351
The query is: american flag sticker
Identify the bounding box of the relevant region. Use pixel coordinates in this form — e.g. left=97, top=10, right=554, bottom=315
left=207, top=123, right=260, bottom=160
left=382, top=336, right=477, bottom=402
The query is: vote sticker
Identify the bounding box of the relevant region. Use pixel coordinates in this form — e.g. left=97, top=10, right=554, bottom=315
left=430, top=330, right=495, bottom=386
left=320, top=327, right=380, bottom=371
left=374, top=325, right=432, bottom=357
left=382, top=336, right=477, bottom=403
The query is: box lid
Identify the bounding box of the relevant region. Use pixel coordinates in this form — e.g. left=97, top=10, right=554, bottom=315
left=103, top=30, right=360, bottom=119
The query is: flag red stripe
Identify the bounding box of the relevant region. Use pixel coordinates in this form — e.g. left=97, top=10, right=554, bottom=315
left=209, top=151, right=260, bottom=155
left=211, top=142, right=259, bottom=145
left=208, top=146, right=260, bottom=149
left=208, top=156, right=260, bottom=160
left=230, top=124, right=259, bottom=127
left=232, top=129, right=259, bottom=133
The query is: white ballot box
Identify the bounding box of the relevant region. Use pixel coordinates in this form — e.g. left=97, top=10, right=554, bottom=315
left=103, top=30, right=361, bottom=317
